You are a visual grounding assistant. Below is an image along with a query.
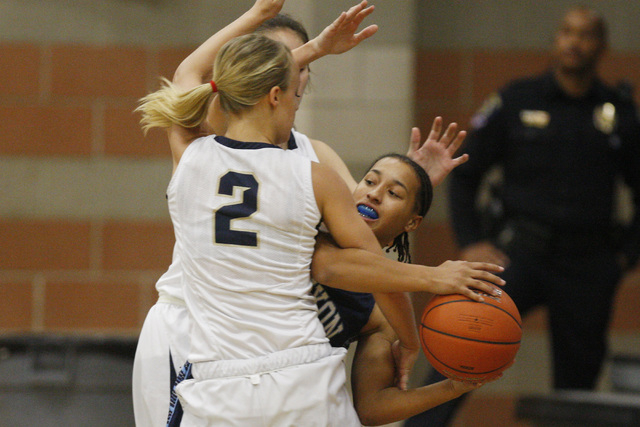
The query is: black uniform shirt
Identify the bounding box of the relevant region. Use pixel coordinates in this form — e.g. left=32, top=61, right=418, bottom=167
left=449, top=71, right=640, bottom=261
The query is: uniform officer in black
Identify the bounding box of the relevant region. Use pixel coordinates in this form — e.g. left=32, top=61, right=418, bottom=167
left=406, top=6, right=640, bottom=426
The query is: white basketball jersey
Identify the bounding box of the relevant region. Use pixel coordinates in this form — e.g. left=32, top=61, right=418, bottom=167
left=155, top=130, right=318, bottom=302
left=168, top=135, right=326, bottom=362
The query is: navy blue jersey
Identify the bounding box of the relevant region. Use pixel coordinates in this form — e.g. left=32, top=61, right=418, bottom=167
left=313, top=282, right=375, bottom=348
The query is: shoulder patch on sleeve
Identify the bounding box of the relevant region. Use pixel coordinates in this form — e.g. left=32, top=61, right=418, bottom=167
left=470, top=92, right=502, bottom=130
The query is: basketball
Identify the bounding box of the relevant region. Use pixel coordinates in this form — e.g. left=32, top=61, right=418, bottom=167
left=419, top=288, right=522, bottom=382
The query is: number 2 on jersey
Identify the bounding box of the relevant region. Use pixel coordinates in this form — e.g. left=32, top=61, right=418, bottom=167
left=214, top=171, right=259, bottom=247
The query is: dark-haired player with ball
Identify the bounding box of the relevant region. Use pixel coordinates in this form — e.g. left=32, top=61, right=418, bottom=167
left=313, top=153, right=510, bottom=426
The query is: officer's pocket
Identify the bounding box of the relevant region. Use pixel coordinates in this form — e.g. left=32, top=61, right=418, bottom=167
left=495, top=218, right=552, bottom=254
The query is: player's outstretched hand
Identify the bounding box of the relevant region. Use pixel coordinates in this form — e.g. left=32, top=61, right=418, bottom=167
left=429, top=260, right=505, bottom=302
left=407, top=116, right=469, bottom=188
left=391, top=340, right=419, bottom=391
left=313, top=0, right=378, bottom=56
left=249, top=0, right=285, bottom=21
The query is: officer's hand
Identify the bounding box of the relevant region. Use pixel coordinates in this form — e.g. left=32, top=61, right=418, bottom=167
left=460, top=241, right=510, bottom=268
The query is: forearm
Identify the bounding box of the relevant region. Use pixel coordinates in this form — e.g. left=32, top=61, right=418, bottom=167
left=312, top=233, right=505, bottom=304
left=372, top=292, right=419, bottom=353
left=312, top=240, right=434, bottom=292
left=291, top=39, right=325, bottom=70
left=352, top=326, right=466, bottom=426
left=357, top=379, right=465, bottom=426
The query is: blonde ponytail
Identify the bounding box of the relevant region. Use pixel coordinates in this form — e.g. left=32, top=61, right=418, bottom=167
left=136, top=78, right=214, bottom=134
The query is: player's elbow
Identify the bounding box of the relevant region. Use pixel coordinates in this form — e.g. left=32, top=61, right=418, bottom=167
left=355, top=409, right=387, bottom=426
left=354, top=399, right=391, bottom=426
left=310, top=255, right=339, bottom=285
left=310, top=241, right=343, bottom=285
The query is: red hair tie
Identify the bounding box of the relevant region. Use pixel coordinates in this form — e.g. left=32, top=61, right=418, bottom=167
left=210, top=80, right=218, bottom=93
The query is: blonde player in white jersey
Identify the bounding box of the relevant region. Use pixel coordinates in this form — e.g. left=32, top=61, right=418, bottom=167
left=132, top=2, right=506, bottom=426
left=135, top=18, right=425, bottom=422
left=131, top=133, right=320, bottom=427
left=132, top=4, right=379, bottom=425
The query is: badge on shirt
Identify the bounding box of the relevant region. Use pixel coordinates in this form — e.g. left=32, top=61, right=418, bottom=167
left=593, top=102, right=617, bottom=134
left=519, top=110, right=550, bottom=128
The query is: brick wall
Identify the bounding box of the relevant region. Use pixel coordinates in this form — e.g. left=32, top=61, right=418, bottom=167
left=0, top=0, right=418, bottom=340
left=0, top=41, right=192, bottom=335
left=2, top=43, right=639, bottom=337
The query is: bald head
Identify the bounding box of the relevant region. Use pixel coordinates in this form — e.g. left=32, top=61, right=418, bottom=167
left=563, top=6, right=607, bottom=44
left=553, top=6, right=607, bottom=75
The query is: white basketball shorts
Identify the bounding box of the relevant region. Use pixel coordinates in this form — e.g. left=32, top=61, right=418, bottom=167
left=175, top=343, right=360, bottom=427
left=132, top=299, right=190, bottom=427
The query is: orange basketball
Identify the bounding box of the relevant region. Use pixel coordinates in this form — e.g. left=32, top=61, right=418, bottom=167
left=419, top=288, right=522, bottom=382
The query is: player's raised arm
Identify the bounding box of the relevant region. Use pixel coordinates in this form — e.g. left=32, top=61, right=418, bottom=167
left=173, top=0, right=284, bottom=91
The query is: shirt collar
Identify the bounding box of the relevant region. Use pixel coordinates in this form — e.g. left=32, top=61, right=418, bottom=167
left=214, top=135, right=282, bottom=150
left=287, top=131, right=298, bottom=150
left=544, top=69, right=608, bottom=102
